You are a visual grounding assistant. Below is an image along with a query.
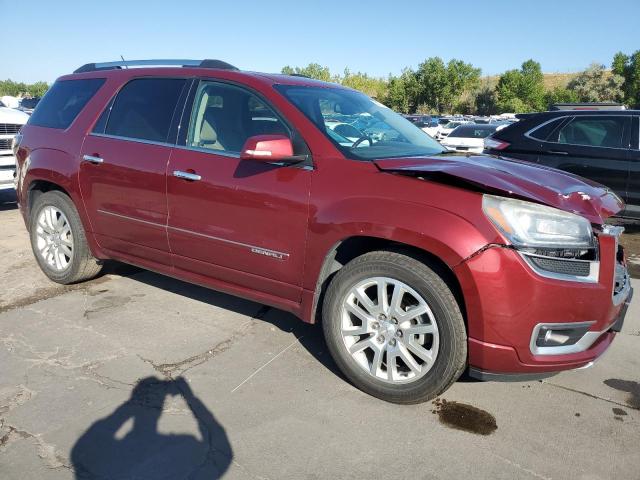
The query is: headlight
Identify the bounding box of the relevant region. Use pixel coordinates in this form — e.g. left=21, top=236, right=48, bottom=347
left=482, top=195, right=593, bottom=248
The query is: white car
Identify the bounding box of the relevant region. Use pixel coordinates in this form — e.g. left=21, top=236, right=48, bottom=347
left=440, top=123, right=507, bottom=154
left=0, top=106, right=29, bottom=190
left=435, top=121, right=468, bottom=140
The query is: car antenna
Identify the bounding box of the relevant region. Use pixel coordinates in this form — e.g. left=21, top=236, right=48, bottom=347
left=120, top=55, right=127, bottom=69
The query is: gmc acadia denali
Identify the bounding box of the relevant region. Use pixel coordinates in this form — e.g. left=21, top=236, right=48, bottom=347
left=13, top=59, right=633, bottom=403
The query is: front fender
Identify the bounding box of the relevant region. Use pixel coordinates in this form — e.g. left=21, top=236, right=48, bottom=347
left=303, top=196, right=495, bottom=291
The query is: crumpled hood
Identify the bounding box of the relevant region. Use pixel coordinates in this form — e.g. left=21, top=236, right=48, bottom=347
left=374, top=153, right=623, bottom=224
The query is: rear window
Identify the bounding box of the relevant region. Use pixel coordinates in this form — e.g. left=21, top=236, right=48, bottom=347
left=104, top=78, right=186, bottom=143
left=28, top=78, right=105, bottom=129
left=448, top=125, right=496, bottom=138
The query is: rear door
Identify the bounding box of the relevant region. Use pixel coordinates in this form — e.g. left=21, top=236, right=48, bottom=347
left=536, top=115, right=631, bottom=202
left=79, top=77, right=189, bottom=265
left=624, top=115, right=640, bottom=218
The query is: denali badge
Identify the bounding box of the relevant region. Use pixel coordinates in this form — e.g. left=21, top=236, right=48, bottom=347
left=251, top=247, right=287, bottom=260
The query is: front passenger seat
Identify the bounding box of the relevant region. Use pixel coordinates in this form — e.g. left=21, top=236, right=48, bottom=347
left=198, top=115, right=225, bottom=151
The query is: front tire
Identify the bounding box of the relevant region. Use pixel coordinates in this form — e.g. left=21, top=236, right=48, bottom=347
left=29, top=191, right=103, bottom=284
left=322, top=251, right=467, bottom=404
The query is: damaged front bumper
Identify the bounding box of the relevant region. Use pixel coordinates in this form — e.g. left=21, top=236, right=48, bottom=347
left=453, top=227, right=632, bottom=377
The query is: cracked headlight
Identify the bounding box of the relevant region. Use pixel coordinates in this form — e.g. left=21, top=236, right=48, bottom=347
left=482, top=195, right=594, bottom=248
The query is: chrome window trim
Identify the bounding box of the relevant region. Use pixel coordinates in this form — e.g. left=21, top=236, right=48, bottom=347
left=524, top=114, right=632, bottom=151
left=530, top=321, right=600, bottom=356
left=89, top=132, right=174, bottom=148
left=173, top=144, right=240, bottom=158
left=518, top=251, right=600, bottom=283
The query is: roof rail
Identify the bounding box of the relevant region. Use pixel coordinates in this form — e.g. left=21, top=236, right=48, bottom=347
left=73, top=59, right=239, bottom=74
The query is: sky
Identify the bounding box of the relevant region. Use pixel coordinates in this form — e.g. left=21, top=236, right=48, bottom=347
left=2, top=0, right=638, bottom=84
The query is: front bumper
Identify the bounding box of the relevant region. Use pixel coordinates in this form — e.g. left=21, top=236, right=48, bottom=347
left=0, top=158, right=15, bottom=190
left=454, top=230, right=632, bottom=376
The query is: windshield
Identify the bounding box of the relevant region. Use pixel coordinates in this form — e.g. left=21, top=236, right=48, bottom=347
left=448, top=125, right=497, bottom=138
left=275, top=85, right=444, bottom=160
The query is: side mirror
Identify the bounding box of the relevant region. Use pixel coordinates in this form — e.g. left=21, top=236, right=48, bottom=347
left=240, top=135, right=295, bottom=163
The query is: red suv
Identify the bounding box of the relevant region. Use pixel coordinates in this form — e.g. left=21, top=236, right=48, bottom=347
left=13, top=59, right=633, bottom=403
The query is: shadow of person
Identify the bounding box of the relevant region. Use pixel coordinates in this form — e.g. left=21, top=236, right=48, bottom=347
left=71, top=376, right=232, bottom=479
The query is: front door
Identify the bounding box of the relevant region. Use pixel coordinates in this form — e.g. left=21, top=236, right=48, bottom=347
left=166, top=80, right=311, bottom=301
left=79, top=77, right=188, bottom=265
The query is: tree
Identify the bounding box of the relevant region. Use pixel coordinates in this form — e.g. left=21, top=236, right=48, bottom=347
left=567, top=63, right=623, bottom=103
left=28, top=81, right=49, bottom=98
left=612, top=50, right=640, bottom=108
left=474, top=84, right=498, bottom=116
left=413, top=57, right=480, bottom=113
left=341, top=68, right=387, bottom=99
left=384, top=68, right=419, bottom=113
left=444, top=59, right=481, bottom=112
left=544, top=86, right=579, bottom=106
left=281, top=63, right=335, bottom=82
left=495, top=60, right=546, bottom=113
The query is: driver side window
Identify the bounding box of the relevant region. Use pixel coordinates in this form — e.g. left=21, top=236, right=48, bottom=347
left=187, top=81, right=289, bottom=154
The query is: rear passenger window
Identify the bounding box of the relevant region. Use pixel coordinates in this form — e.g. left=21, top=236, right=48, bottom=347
left=528, top=118, right=565, bottom=141
left=105, top=78, right=186, bottom=143
left=187, top=81, right=289, bottom=153
left=28, top=78, right=105, bottom=129
left=556, top=117, right=626, bottom=148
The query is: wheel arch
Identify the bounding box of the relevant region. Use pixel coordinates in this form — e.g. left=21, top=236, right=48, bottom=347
left=308, top=235, right=467, bottom=326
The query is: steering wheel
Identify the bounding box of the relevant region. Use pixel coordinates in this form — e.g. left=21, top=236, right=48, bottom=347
left=352, top=136, right=373, bottom=148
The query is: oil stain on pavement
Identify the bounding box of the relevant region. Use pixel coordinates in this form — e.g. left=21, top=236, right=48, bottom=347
left=432, top=398, right=497, bottom=435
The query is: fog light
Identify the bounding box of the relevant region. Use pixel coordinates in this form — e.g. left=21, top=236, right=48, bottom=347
left=535, top=324, right=591, bottom=348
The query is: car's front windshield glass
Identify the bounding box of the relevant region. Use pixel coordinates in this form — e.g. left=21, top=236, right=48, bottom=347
left=275, top=85, right=444, bottom=160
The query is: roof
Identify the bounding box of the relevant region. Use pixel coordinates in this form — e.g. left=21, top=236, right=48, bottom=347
left=65, top=59, right=346, bottom=90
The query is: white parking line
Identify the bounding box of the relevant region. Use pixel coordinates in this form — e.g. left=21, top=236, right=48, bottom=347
left=231, top=336, right=303, bottom=393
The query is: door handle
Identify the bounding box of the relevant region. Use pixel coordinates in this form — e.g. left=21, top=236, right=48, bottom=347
left=546, top=150, right=569, bottom=155
left=173, top=170, right=202, bottom=181
left=82, top=154, right=104, bottom=164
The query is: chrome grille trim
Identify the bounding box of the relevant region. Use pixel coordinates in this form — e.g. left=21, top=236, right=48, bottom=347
left=0, top=124, right=21, bottom=135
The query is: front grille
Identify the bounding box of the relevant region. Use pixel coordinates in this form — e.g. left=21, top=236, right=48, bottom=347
left=0, top=138, right=12, bottom=150
left=0, top=124, right=21, bottom=135
left=528, top=256, right=591, bottom=276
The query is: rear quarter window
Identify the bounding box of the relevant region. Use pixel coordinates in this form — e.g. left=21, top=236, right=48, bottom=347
left=28, top=78, right=105, bottom=129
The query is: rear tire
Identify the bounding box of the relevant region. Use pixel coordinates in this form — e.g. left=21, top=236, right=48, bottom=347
left=322, top=251, right=467, bottom=404
left=29, top=191, right=103, bottom=284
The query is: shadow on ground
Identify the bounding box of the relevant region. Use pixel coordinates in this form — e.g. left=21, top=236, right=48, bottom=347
left=71, top=376, right=232, bottom=479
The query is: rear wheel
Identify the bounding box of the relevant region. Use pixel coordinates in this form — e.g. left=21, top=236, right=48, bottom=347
left=322, top=251, right=467, bottom=404
left=29, top=191, right=103, bottom=284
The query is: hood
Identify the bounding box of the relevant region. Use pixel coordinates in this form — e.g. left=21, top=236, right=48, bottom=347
left=374, top=153, right=623, bottom=225
left=0, top=107, right=29, bottom=125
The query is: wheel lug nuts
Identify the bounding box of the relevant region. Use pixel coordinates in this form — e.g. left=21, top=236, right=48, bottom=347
left=371, top=322, right=379, bottom=330
left=389, top=339, right=397, bottom=346
left=396, top=330, right=403, bottom=338
left=378, top=314, right=386, bottom=321
left=377, top=335, right=385, bottom=343
left=391, top=318, right=398, bottom=324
